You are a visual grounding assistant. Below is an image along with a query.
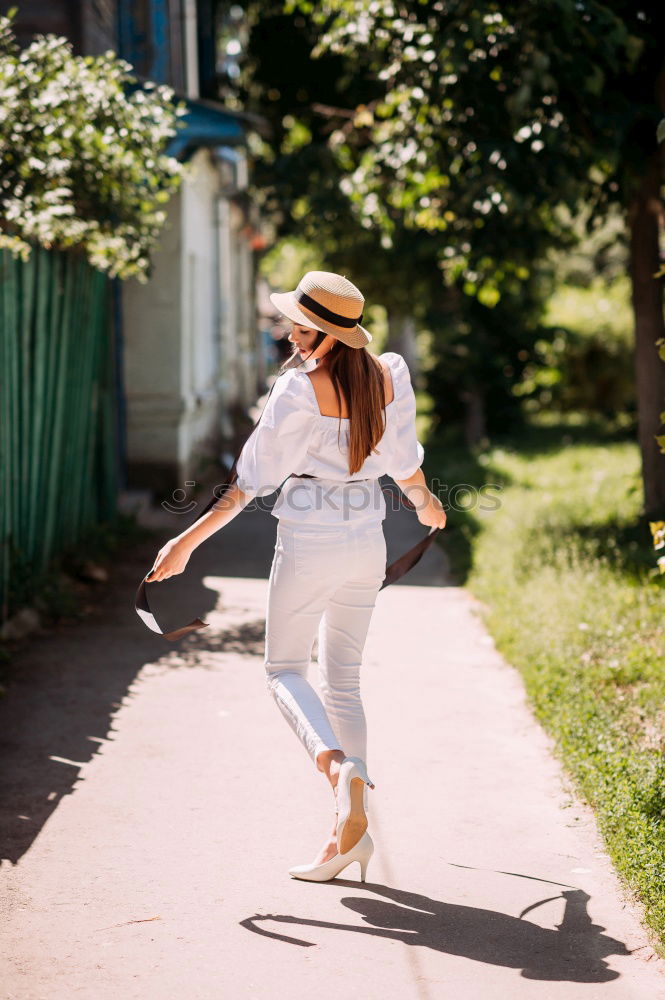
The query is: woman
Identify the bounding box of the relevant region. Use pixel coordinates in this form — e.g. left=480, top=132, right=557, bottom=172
left=145, top=271, right=446, bottom=882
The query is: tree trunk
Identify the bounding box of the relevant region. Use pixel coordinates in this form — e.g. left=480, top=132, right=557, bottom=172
left=628, top=149, right=665, bottom=515
left=460, top=387, right=486, bottom=447
left=386, top=312, right=420, bottom=377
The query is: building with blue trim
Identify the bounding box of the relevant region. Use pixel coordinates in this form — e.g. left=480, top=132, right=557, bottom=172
left=2, top=0, right=270, bottom=498
left=114, top=2, right=269, bottom=496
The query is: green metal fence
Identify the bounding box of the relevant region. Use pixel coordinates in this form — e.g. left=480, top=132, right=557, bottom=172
left=0, top=245, right=119, bottom=622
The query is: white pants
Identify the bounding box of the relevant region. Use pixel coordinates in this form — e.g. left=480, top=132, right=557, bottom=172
left=264, top=519, right=387, bottom=812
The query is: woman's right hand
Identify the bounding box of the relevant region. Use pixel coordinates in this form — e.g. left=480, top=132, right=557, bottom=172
left=417, top=492, right=447, bottom=530
left=145, top=536, right=193, bottom=582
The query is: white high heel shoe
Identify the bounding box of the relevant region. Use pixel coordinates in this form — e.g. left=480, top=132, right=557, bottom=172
left=288, top=830, right=374, bottom=882
left=335, top=756, right=375, bottom=856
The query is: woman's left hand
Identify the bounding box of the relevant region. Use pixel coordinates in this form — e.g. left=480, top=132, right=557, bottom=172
left=145, top=537, right=192, bottom=582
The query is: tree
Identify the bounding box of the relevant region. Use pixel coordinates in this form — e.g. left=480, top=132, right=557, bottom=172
left=287, top=0, right=665, bottom=511
left=225, top=2, right=552, bottom=438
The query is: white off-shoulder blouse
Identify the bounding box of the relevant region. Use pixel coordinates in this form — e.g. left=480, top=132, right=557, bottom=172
left=235, top=351, right=425, bottom=526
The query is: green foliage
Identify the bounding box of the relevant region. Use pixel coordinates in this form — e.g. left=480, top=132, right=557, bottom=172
left=0, top=12, right=186, bottom=280
left=258, top=236, right=324, bottom=290
left=515, top=324, right=635, bottom=417
left=238, top=4, right=551, bottom=431
left=234, top=2, right=663, bottom=448
left=287, top=0, right=651, bottom=296
left=516, top=276, right=635, bottom=417
left=423, top=281, right=546, bottom=435
left=239, top=2, right=662, bottom=440
left=543, top=275, right=632, bottom=339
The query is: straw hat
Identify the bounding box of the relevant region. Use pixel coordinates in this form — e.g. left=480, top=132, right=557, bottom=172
left=270, top=270, right=372, bottom=348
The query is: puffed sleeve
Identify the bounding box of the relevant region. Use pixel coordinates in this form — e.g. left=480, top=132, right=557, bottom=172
left=236, top=371, right=317, bottom=500
left=383, top=353, right=425, bottom=481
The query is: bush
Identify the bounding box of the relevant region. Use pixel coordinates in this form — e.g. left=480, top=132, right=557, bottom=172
left=515, top=324, right=635, bottom=416
left=515, top=277, right=635, bottom=418
left=0, top=10, right=185, bottom=280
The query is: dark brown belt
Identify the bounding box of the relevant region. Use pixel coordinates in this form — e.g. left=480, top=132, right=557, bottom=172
left=136, top=376, right=442, bottom=640
left=292, top=473, right=370, bottom=482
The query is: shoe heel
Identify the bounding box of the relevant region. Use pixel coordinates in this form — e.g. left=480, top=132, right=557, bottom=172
left=358, top=832, right=374, bottom=882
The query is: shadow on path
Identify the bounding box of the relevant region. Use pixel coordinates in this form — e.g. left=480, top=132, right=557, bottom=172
left=241, top=881, right=632, bottom=983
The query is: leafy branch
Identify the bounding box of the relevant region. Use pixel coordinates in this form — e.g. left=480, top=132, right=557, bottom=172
left=0, top=10, right=186, bottom=281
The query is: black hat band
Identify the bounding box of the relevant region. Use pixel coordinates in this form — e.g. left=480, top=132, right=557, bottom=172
left=295, top=289, right=363, bottom=329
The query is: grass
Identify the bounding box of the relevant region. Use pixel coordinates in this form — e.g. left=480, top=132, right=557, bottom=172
left=428, top=417, right=665, bottom=952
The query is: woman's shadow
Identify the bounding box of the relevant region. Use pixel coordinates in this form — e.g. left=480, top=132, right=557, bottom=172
left=240, top=879, right=634, bottom=983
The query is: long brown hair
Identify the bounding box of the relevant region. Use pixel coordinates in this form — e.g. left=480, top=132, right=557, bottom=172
left=283, top=336, right=388, bottom=476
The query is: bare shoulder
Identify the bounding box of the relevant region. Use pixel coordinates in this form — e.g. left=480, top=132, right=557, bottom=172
left=305, top=353, right=394, bottom=416
left=305, top=365, right=348, bottom=417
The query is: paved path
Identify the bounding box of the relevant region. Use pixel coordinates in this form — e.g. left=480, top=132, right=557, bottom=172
left=1, top=480, right=664, bottom=999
